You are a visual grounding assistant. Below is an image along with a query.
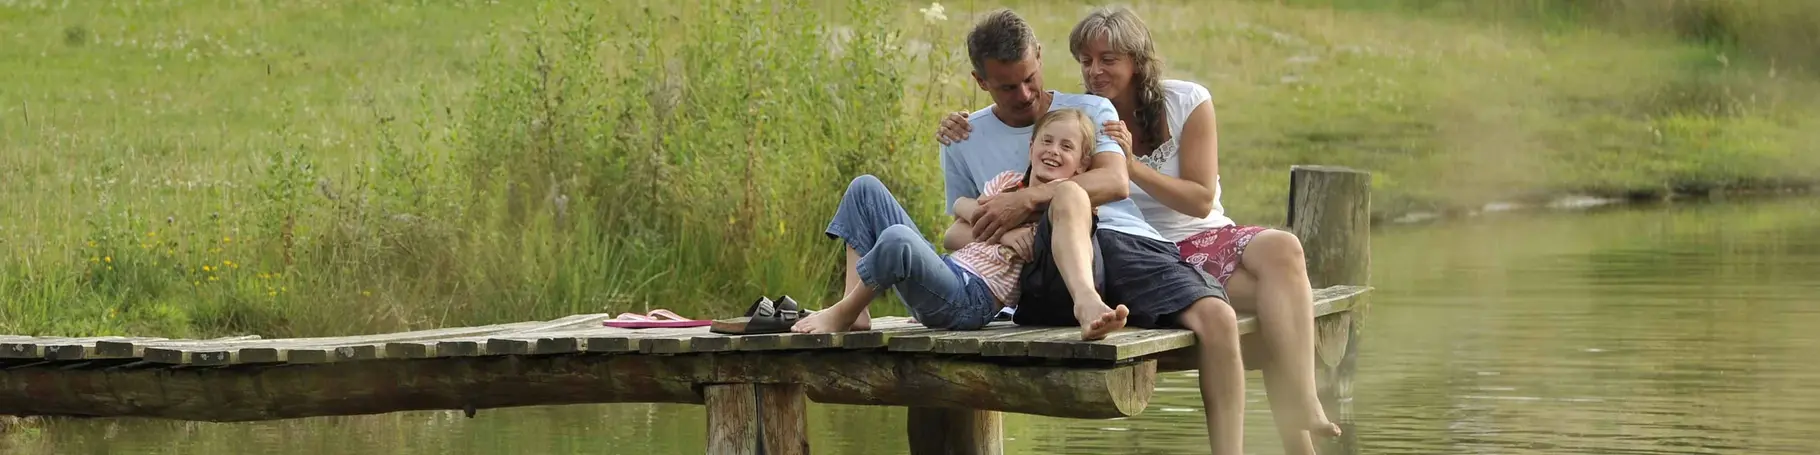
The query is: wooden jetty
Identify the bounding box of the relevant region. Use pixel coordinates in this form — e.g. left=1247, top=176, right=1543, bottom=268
left=0, top=166, right=1372, bottom=454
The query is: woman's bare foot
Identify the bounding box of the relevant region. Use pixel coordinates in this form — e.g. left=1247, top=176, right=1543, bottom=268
left=1074, top=300, right=1129, bottom=341
left=1310, top=420, right=1342, bottom=438
left=792, top=306, right=860, bottom=334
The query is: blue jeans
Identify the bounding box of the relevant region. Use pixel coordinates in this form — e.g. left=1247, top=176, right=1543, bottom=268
left=825, top=175, right=997, bottom=330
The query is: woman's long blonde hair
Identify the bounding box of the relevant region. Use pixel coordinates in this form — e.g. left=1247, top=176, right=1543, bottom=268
left=1069, top=6, right=1167, bottom=155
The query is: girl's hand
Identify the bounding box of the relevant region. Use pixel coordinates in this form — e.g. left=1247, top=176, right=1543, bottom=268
left=936, top=111, right=973, bottom=145
left=1001, top=226, right=1037, bottom=262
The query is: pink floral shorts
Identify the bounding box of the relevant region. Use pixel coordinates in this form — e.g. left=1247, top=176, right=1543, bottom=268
left=1177, top=224, right=1270, bottom=287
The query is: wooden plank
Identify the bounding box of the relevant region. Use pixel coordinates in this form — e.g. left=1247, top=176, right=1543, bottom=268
left=41, top=337, right=168, bottom=361
left=930, top=324, right=1048, bottom=355
left=840, top=316, right=925, bottom=349
left=733, top=332, right=841, bottom=351
left=0, top=350, right=1157, bottom=421
left=88, top=336, right=261, bottom=361
left=136, top=318, right=575, bottom=365
left=977, top=328, right=1075, bottom=357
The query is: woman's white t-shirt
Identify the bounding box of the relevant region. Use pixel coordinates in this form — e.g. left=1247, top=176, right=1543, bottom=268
left=1129, top=79, right=1235, bottom=242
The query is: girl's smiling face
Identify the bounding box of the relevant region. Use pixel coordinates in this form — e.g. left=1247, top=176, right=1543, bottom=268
left=1028, top=114, right=1092, bottom=184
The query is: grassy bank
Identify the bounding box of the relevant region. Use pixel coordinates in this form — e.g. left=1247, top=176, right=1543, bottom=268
left=2, top=0, right=1816, bottom=338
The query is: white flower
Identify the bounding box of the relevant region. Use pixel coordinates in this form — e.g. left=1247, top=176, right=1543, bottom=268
left=919, top=3, right=946, bottom=23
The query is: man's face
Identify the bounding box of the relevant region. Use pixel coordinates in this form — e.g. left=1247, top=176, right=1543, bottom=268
left=972, top=46, right=1045, bottom=125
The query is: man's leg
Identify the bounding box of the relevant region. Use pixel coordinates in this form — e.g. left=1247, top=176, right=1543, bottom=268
left=825, top=175, right=924, bottom=330
left=1175, top=297, right=1246, bottom=455
left=1098, top=230, right=1246, bottom=455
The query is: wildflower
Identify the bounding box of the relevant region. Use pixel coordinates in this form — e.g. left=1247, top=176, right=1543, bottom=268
left=208, top=276, right=218, bottom=281
left=919, top=3, right=946, bottom=23
left=361, top=290, right=372, bottom=297
left=90, top=256, right=100, bottom=263
left=147, top=231, right=156, bottom=238
left=268, top=291, right=277, bottom=297
left=223, top=236, right=231, bottom=243
left=104, top=256, right=111, bottom=263
left=88, top=241, right=97, bottom=247
left=202, top=265, right=212, bottom=272
left=107, top=266, right=113, bottom=271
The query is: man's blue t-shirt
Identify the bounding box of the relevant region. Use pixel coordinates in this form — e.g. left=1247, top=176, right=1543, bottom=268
left=939, top=91, right=1167, bottom=243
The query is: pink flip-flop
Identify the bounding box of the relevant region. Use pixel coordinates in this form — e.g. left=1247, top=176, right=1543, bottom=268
left=602, top=309, right=711, bottom=328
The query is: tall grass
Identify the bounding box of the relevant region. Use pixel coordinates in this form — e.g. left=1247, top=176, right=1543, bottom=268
left=2, top=0, right=1817, bottom=338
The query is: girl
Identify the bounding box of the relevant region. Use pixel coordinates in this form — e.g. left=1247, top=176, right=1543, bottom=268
left=788, top=109, right=1100, bottom=334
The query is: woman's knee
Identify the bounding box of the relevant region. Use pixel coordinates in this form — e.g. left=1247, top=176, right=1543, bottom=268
left=1247, top=229, right=1306, bottom=268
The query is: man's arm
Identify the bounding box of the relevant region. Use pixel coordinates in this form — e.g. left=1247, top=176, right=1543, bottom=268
left=970, top=97, right=1131, bottom=241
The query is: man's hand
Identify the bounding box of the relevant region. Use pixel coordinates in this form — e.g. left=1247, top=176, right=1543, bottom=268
left=971, top=190, right=1036, bottom=243
left=1000, top=226, right=1036, bottom=262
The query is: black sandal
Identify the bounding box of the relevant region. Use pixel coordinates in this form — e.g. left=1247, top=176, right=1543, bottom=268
left=711, top=296, right=805, bottom=335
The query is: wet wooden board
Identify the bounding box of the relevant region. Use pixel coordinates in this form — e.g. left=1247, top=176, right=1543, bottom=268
left=1, top=286, right=1367, bottom=366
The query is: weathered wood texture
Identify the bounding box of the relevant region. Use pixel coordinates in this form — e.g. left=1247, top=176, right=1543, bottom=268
left=706, top=383, right=809, bottom=455
left=0, top=286, right=1362, bottom=368
left=1290, top=165, right=1370, bottom=455
left=907, top=408, right=1003, bottom=455
left=0, top=351, right=1154, bottom=421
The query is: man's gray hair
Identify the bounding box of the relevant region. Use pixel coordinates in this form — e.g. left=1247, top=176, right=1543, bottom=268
left=967, top=9, right=1038, bottom=76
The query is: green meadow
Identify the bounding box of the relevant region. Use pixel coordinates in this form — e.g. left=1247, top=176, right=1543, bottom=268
left=2, top=0, right=1815, bottom=338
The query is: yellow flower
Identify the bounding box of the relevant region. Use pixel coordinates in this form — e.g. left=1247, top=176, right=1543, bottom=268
left=87, top=241, right=96, bottom=247
left=90, top=256, right=100, bottom=263
left=104, top=256, right=111, bottom=263
left=361, top=290, right=372, bottom=297
left=208, top=276, right=218, bottom=281
left=147, top=231, right=157, bottom=238
left=106, top=266, right=113, bottom=271
left=223, top=236, right=232, bottom=243
left=268, top=291, right=277, bottom=297
left=193, top=280, right=200, bottom=286
left=202, top=265, right=212, bottom=272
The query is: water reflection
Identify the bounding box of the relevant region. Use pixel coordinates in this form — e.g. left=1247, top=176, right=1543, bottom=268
left=7, top=197, right=1819, bottom=454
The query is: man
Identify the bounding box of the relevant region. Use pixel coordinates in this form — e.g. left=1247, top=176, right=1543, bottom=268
left=939, top=10, right=1249, bottom=454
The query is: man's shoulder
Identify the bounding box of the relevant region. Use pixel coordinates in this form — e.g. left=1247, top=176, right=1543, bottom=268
left=1050, top=92, right=1114, bottom=110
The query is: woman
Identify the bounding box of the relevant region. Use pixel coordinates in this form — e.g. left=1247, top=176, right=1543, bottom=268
left=936, top=6, right=1340, bottom=454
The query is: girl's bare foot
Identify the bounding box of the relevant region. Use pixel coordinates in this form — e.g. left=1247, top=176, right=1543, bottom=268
left=791, top=307, right=859, bottom=334
left=1074, top=300, right=1129, bottom=341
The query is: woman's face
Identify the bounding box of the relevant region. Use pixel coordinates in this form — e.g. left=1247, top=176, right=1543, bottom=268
left=1029, top=117, right=1089, bottom=183
left=1077, top=32, right=1136, bottom=102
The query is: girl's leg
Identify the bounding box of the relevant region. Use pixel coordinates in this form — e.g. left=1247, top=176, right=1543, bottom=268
left=1048, top=181, right=1128, bottom=340
left=796, top=225, right=971, bottom=333
left=826, top=175, right=923, bottom=330
left=1174, top=296, right=1246, bottom=455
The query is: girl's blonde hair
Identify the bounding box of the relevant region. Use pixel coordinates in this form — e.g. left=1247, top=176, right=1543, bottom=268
left=1069, top=6, right=1166, bottom=155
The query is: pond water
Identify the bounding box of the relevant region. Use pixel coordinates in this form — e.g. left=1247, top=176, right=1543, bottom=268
left=9, top=196, right=1820, bottom=454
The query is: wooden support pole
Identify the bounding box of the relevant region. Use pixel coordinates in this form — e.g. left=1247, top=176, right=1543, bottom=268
left=1288, top=165, right=1369, bottom=455
left=705, top=383, right=809, bottom=455
left=907, top=407, right=1003, bottom=455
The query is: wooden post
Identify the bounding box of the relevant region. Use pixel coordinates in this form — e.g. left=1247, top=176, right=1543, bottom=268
left=705, top=383, right=809, bottom=455
left=1287, top=165, right=1369, bottom=455
left=907, top=408, right=1003, bottom=455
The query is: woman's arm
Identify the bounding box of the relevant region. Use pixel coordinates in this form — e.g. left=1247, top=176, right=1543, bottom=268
left=1128, top=100, right=1219, bottom=218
